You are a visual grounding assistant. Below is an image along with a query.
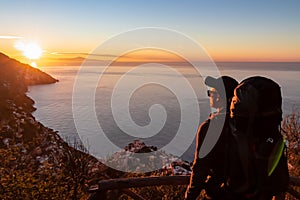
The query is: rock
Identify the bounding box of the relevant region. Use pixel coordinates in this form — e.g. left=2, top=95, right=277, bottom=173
left=124, top=139, right=157, bottom=153
left=170, top=160, right=192, bottom=175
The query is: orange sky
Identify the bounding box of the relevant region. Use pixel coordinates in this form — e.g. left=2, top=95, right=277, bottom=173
left=1, top=41, right=300, bottom=67
left=2, top=40, right=300, bottom=67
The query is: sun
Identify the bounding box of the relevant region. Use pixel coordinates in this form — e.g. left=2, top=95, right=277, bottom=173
left=30, top=62, right=37, bottom=68
left=14, top=41, right=43, bottom=60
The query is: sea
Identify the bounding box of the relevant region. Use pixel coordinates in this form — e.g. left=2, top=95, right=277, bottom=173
left=27, top=62, right=300, bottom=161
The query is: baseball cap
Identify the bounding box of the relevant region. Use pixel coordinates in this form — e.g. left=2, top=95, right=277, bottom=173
left=205, top=76, right=238, bottom=98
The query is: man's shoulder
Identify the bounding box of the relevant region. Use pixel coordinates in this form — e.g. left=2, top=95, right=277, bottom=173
left=199, top=118, right=210, bottom=129
left=199, top=113, right=221, bottom=129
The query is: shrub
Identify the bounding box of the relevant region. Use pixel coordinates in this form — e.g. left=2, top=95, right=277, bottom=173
left=282, top=111, right=300, bottom=200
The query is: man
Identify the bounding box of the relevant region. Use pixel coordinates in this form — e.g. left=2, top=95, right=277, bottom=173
left=185, top=76, right=238, bottom=200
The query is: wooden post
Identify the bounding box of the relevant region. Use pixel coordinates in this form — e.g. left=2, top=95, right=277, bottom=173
left=98, top=175, right=190, bottom=191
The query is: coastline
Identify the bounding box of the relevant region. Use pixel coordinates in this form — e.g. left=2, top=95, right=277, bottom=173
left=0, top=52, right=107, bottom=198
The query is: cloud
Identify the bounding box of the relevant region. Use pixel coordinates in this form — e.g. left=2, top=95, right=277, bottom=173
left=0, top=35, right=23, bottom=39
left=49, top=52, right=131, bottom=58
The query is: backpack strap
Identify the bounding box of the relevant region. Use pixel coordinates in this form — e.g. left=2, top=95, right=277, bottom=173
left=267, top=136, right=286, bottom=176
left=229, top=122, right=255, bottom=195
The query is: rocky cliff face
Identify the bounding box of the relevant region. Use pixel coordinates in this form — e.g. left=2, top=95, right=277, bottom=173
left=0, top=52, right=58, bottom=85
left=0, top=52, right=60, bottom=147
left=0, top=52, right=58, bottom=114
left=0, top=53, right=105, bottom=198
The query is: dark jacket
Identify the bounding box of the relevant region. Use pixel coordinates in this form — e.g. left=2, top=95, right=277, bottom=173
left=185, top=111, right=230, bottom=200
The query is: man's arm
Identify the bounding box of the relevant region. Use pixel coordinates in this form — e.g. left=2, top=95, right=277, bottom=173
left=185, top=120, right=211, bottom=200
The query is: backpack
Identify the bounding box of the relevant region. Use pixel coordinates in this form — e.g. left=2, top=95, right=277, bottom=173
left=226, top=76, right=289, bottom=198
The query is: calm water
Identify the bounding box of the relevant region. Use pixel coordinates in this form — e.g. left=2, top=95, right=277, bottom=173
left=27, top=63, right=300, bottom=161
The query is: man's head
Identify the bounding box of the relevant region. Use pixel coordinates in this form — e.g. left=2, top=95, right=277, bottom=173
left=205, top=76, right=238, bottom=110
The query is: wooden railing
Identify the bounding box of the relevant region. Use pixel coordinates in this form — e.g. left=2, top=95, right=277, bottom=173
left=88, top=176, right=300, bottom=200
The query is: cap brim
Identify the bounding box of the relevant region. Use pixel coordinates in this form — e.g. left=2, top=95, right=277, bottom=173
left=205, top=76, right=219, bottom=88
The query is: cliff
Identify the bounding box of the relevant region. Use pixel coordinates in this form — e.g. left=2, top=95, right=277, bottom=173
left=0, top=52, right=105, bottom=199
left=0, top=52, right=59, bottom=140
left=0, top=52, right=57, bottom=113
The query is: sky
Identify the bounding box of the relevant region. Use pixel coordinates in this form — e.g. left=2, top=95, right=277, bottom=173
left=1, top=0, right=300, bottom=65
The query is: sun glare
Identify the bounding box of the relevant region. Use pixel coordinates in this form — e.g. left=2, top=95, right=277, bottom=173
left=30, top=62, right=37, bottom=68
left=14, top=41, right=42, bottom=60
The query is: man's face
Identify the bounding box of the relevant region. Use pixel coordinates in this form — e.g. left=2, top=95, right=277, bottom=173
left=207, top=88, right=222, bottom=109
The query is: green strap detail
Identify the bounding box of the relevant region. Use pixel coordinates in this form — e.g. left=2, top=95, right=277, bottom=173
left=267, top=137, right=286, bottom=176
